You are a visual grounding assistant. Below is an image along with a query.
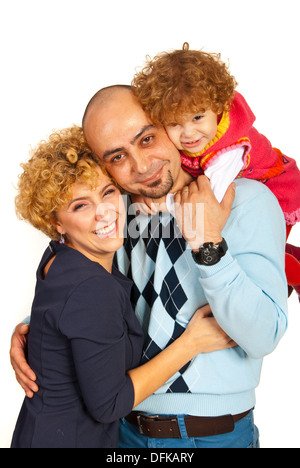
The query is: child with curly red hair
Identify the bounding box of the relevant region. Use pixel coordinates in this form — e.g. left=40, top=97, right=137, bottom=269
left=132, top=43, right=300, bottom=300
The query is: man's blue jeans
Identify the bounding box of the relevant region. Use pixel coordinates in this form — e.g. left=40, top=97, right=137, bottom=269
left=119, top=410, right=259, bottom=448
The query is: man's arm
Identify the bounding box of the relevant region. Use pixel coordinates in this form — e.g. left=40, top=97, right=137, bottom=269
left=198, top=179, right=288, bottom=358
left=175, top=176, right=288, bottom=358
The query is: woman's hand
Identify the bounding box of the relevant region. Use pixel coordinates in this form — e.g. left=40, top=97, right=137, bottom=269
left=182, top=304, right=237, bottom=356
left=174, top=175, right=236, bottom=250
left=128, top=304, right=236, bottom=408
left=10, top=323, right=38, bottom=398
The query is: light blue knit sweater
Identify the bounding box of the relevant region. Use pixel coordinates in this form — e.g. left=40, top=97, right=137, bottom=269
left=116, top=179, right=288, bottom=417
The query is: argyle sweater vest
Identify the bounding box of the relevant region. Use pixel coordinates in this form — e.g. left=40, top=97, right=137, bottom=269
left=116, top=207, right=193, bottom=393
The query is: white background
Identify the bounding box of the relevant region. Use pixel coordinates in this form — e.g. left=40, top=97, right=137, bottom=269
left=1, top=0, right=299, bottom=449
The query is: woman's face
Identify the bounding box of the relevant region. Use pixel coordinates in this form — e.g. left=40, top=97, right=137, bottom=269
left=55, top=169, right=126, bottom=269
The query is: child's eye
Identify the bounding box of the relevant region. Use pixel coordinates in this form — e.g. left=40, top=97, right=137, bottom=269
left=193, top=114, right=204, bottom=122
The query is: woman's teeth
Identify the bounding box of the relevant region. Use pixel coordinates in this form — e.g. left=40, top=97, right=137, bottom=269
left=94, top=221, right=116, bottom=236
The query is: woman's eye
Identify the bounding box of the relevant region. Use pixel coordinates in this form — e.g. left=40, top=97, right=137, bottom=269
left=74, top=203, right=88, bottom=211
left=103, top=188, right=116, bottom=197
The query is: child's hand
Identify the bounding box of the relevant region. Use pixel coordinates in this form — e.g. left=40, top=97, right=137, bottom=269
left=131, top=194, right=158, bottom=215
left=131, top=194, right=169, bottom=215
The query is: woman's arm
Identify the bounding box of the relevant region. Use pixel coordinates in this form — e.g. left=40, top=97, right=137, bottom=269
left=60, top=277, right=235, bottom=423
left=128, top=304, right=235, bottom=408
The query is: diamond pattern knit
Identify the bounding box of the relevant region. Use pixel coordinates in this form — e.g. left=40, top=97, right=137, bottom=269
left=117, top=205, right=193, bottom=393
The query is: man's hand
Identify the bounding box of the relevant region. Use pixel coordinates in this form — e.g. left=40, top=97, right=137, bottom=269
left=10, top=323, right=38, bottom=398
left=174, top=175, right=236, bottom=250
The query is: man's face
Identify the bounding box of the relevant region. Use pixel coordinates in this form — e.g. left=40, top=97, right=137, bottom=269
left=84, top=91, right=182, bottom=198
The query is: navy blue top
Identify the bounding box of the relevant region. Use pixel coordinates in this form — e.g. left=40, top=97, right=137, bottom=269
left=11, top=242, right=144, bottom=448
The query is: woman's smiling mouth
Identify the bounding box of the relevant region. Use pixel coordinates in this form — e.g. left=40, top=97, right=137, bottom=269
left=93, top=220, right=117, bottom=239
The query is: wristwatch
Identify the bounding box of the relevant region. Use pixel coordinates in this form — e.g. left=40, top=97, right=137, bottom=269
left=191, top=238, right=228, bottom=266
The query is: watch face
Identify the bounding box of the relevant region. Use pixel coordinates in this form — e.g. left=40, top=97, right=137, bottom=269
left=192, top=239, right=228, bottom=266
left=202, top=246, right=220, bottom=265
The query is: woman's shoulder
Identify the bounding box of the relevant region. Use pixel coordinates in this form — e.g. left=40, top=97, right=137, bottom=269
left=50, top=242, right=132, bottom=296
left=43, top=242, right=105, bottom=277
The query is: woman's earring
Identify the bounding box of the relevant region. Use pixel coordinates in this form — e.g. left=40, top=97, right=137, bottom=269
left=60, top=234, right=65, bottom=244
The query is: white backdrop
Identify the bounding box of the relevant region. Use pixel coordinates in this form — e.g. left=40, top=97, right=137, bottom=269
left=1, top=0, right=299, bottom=449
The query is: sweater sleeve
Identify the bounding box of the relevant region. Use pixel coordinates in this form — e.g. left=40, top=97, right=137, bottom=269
left=196, top=180, right=288, bottom=359
left=58, top=275, right=135, bottom=424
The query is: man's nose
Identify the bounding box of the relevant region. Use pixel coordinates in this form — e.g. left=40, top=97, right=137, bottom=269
left=131, top=150, right=152, bottom=174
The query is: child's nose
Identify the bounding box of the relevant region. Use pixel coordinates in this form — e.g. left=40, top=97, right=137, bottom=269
left=182, top=122, right=196, bottom=138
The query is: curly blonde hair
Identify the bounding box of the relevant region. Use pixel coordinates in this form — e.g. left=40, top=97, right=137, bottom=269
left=132, top=43, right=238, bottom=125
left=15, top=125, right=104, bottom=241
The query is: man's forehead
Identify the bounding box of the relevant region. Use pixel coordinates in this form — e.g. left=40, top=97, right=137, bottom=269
left=83, top=90, right=161, bottom=156
left=90, top=94, right=150, bottom=129
left=90, top=108, right=154, bottom=144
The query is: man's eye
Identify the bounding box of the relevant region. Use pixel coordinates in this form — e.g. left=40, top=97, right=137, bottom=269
left=111, top=154, right=124, bottom=163
left=194, top=115, right=204, bottom=121
left=142, top=136, right=154, bottom=145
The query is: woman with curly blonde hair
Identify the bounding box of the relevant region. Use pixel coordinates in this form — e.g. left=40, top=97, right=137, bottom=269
left=11, top=125, right=214, bottom=448
left=132, top=43, right=300, bottom=298
left=15, top=126, right=101, bottom=241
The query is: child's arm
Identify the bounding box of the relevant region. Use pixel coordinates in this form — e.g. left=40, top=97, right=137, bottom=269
left=131, top=147, right=245, bottom=215
left=205, top=147, right=245, bottom=202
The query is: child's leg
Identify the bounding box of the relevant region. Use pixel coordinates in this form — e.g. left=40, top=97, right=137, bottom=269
left=286, top=248, right=300, bottom=286
left=286, top=225, right=293, bottom=240
left=285, top=226, right=300, bottom=302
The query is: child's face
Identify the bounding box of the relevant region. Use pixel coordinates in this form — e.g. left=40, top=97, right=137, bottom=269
left=166, top=109, right=219, bottom=154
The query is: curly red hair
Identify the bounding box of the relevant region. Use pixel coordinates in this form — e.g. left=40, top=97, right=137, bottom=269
left=15, top=126, right=105, bottom=241
left=132, top=43, right=237, bottom=125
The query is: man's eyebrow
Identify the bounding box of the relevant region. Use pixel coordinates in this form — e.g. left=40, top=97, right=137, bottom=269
left=102, top=125, right=155, bottom=161
left=103, top=147, right=125, bottom=160
left=130, top=125, right=155, bottom=145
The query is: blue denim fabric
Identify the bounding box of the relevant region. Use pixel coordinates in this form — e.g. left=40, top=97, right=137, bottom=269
left=119, top=410, right=259, bottom=448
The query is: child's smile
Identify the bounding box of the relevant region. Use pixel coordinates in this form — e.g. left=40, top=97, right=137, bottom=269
left=166, top=109, right=219, bottom=154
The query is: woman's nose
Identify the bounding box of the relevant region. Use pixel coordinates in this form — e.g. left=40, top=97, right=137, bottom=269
left=95, top=203, right=110, bottom=221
